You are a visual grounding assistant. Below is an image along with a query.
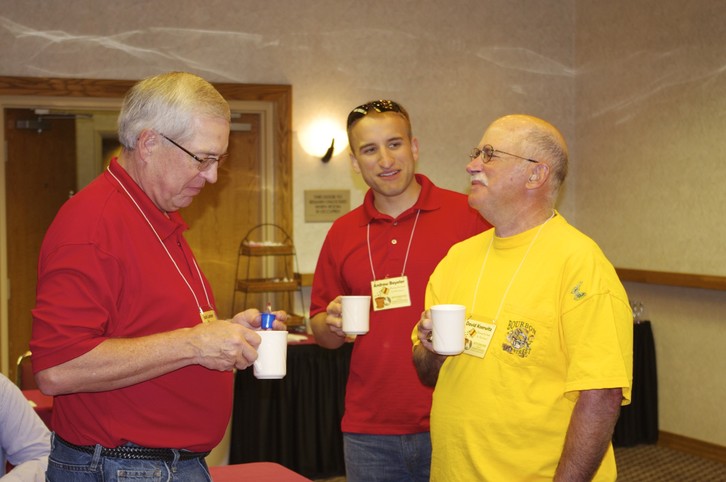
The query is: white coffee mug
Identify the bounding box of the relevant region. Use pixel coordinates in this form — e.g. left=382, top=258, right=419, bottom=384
left=430, top=304, right=466, bottom=355
left=341, top=295, right=371, bottom=335
left=253, top=330, right=288, bottom=379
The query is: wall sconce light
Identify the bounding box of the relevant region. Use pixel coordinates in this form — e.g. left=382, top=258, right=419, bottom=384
left=298, top=118, right=347, bottom=163
left=321, top=139, right=335, bottom=163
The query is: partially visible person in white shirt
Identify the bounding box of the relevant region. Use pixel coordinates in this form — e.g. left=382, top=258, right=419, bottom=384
left=0, top=373, right=50, bottom=481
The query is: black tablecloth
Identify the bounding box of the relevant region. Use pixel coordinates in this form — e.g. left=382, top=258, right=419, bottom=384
left=613, top=320, right=658, bottom=446
left=229, top=340, right=353, bottom=479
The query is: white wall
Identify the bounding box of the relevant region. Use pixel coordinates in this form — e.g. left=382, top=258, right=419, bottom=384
left=575, top=1, right=726, bottom=446
left=0, top=0, right=577, bottom=273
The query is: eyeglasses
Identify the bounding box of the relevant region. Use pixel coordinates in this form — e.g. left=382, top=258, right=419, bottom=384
left=159, top=133, right=227, bottom=171
left=469, top=144, right=539, bottom=164
left=346, top=100, right=409, bottom=129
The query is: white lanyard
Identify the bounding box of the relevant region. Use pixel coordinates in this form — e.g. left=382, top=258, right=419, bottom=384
left=107, top=167, right=212, bottom=315
left=366, top=209, right=421, bottom=280
left=471, top=211, right=555, bottom=321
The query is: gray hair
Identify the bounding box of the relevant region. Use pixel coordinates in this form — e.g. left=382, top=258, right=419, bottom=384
left=118, top=72, right=231, bottom=149
left=497, top=115, right=568, bottom=194
left=526, top=128, right=568, bottom=191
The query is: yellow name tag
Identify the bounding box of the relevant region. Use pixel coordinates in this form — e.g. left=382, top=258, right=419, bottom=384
left=370, top=276, right=412, bottom=311
left=463, top=318, right=496, bottom=358
left=200, top=309, right=218, bottom=324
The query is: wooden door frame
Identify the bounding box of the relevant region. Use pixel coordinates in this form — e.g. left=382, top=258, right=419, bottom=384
left=0, top=76, right=293, bottom=375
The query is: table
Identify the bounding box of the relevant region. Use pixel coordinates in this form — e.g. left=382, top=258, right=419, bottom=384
left=613, top=320, right=658, bottom=446
left=23, top=388, right=53, bottom=429
left=209, top=462, right=311, bottom=481
left=229, top=336, right=353, bottom=479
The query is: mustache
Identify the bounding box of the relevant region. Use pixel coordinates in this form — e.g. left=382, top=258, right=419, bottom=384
left=470, top=173, right=488, bottom=186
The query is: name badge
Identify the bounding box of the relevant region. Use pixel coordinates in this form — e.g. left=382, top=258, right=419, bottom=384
left=370, top=276, right=412, bottom=311
left=463, top=318, right=496, bottom=358
left=200, top=309, right=218, bottom=324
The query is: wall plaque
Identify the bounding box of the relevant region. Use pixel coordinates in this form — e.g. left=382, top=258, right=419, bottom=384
left=304, top=190, right=350, bottom=222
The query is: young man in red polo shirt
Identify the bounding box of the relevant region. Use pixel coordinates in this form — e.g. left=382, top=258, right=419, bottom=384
left=310, top=100, right=490, bottom=481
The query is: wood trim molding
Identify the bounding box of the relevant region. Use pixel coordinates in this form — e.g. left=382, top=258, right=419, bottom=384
left=658, top=431, right=726, bottom=465
left=615, top=268, right=726, bottom=291
left=300, top=268, right=726, bottom=293
left=300, top=267, right=726, bottom=291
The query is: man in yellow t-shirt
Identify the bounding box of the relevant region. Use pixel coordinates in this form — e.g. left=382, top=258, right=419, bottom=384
left=412, top=114, right=633, bottom=481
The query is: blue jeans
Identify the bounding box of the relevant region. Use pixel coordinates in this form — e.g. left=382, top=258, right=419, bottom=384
left=343, top=432, right=431, bottom=482
left=46, top=433, right=212, bottom=481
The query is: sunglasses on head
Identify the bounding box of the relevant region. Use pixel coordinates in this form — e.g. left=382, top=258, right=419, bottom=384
left=346, top=100, right=409, bottom=129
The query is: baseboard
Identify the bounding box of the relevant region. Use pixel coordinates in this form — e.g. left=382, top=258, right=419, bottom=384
left=658, top=431, right=726, bottom=464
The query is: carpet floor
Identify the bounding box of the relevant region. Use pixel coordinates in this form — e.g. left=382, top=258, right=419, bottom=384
left=615, top=444, right=726, bottom=481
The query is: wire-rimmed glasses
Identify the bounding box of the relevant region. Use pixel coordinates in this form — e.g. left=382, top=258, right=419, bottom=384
left=159, top=133, right=228, bottom=171
left=469, top=144, right=539, bottom=164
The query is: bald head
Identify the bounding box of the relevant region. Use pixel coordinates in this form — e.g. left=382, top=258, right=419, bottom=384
left=489, top=114, right=569, bottom=193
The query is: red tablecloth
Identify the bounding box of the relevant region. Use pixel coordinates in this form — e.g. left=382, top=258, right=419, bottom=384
left=23, top=389, right=53, bottom=429
left=209, top=462, right=311, bottom=481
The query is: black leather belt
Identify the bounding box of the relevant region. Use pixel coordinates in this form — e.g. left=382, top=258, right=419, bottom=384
left=56, top=435, right=209, bottom=462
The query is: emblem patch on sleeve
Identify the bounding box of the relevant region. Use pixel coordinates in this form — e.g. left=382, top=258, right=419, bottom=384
left=571, top=282, right=586, bottom=301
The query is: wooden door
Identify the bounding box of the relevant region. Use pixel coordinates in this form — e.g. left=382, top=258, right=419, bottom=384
left=4, top=108, right=77, bottom=383
left=181, top=114, right=262, bottom=318
left=183, top=113, right=264, bottom=318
